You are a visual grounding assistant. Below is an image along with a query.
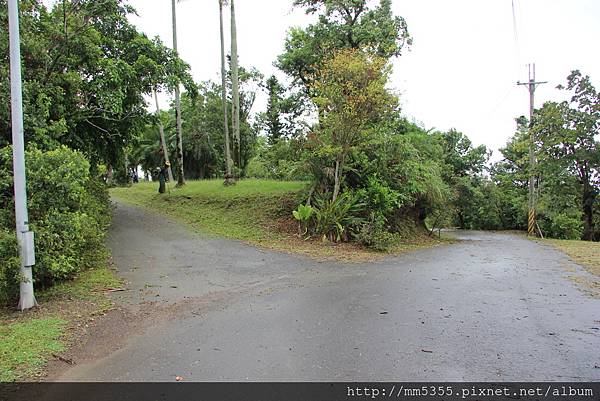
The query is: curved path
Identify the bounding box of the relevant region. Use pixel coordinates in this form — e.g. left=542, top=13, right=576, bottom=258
left=57, top=201, right=600, bottom=381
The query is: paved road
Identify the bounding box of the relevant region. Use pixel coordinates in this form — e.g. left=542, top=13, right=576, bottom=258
left=57, top=202, right=600, bottom=381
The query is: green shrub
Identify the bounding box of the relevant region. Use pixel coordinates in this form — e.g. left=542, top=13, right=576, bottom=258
left=311, top=192, right=364, bottom=242
left=547, top=213, right=583, bottom=240
left=355, top=176, right=403, bottom=223
left=33, top=211, right=105, bottom=284
left=0, top=146, right=111, bottom=304
left=0, top=229, right=20, bottom=306
left=355, top=219, right=399, bottom=252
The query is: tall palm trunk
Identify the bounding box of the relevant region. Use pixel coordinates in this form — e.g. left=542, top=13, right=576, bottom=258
left=219, top=0, right=234, bottom=184
left=230, top=0, right=241, bottom=168
left=153, top=89, right=174, bottom=182
left=171, top=0, right=185, bottom=186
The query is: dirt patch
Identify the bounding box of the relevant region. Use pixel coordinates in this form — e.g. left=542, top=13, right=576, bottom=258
left=45, top=280, right=286, bottom=380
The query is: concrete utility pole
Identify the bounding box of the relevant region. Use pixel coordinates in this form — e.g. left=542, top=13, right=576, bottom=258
left=518, top=63, right=546, bottom=237
left=8, top=0, right=37, bottom=310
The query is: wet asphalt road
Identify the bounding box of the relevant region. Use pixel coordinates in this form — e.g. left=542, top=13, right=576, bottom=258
left=58, top=202, right=600, bottom=381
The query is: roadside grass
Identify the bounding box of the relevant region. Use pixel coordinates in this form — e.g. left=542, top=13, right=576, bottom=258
left=0, top=266, right=122, bottom=382
left=541, top=238, right=600, bottom=298
left=111, top=179, right=450, bottom=262
left=112, top=179, right=306, bottom=243
left=541, top=238, right=600, bottom=277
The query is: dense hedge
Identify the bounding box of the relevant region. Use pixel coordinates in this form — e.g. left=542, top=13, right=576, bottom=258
left=0, top=146, right=111, bottom=305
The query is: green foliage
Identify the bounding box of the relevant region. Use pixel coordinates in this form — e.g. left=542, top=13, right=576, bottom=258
left=257, top=75, right=305, bottom=144
left=354, top=216, right=398, bottom=252
left=293, top=203, right=314, bottom=236
left=0, top=0, right=194, bottom=167
left=292, top=204, right=314, bottom=222
left=308, top=48, right=398, bottom=200
left=311, top=192, right=365, bottom=242
left=133, top=66, right=261, bottom=180
left=246, top=137, right=309, bottom=181
left=0, top=146, right=111, bottom=304
left=533, top=70, right=599, bottom=240
left=542, top=213, right=583, bottom=240
left=0, top=230, right=19, bottom=306
left=278, top=0, right=411, bottom=94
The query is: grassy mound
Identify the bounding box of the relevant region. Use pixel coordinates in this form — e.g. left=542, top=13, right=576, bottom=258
left=111, top=179, right=446, bottom=262
left=112, top=179, right=306, bottom=243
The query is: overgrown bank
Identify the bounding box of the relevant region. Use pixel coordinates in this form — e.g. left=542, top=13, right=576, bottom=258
left=111, top=180, right=447, bottom=261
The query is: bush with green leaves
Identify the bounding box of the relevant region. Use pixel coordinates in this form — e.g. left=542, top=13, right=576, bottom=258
left=0, top=146, right=111, bottom=304
left=540, top=213, right=583, bottom=240
left=311, top=192, right=365, bottom=242
left=292, top=204, right=314, bottom=236
left=0, top=229, right=19, bottom=306
left=354, top=215, right=399, bottom=252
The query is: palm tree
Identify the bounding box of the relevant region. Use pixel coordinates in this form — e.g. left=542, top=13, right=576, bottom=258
left=230, top=0, right=240, bottom=167
left=219, top=0, right=234, bottom=184
left=171, top=0, right=185, bottom=186
left=153, top=88, right=174, bottom=182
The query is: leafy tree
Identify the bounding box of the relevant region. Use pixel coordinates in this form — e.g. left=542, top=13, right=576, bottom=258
left=257, top=75, right=305, bottom=145
left=309, top=48, right=397, bottom=201
left=278, top=0, right=411, bottom=95
left=135, top=65, right=262, bottom=180
left=434, top=129, right=491, bottom=229
left=260, top=75, right=286, bottom=144
left=0, top=0, right=194, bottom=168
left=533, top=71, right=600, bottom=240
left=490, top=119, right=530, bottom=230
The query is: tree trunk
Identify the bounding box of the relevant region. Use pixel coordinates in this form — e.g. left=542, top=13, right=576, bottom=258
left=153, top=89, right=174, bottom=182
left=230, top=0, right=241, bottom=168
left=171, top=0, right=185, bottom=186
left=106, top=164, right=113, bottom=185
left=220, top=0, right=234, bottom=185
left=582, top=181, right=595, bottom=241
left=332, top=158, right=341, bottom=202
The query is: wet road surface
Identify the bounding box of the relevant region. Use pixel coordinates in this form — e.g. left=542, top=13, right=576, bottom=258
left=57, top=202, right=600, bottom=381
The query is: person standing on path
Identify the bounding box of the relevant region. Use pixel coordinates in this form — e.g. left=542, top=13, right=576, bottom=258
left=157, top=161, right=171, bottom=194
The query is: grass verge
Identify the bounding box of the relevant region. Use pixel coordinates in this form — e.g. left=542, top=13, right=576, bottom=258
left=542, top=238, right=600, bottom=277
left=541, top=238, right=600, bottom=298
left=111, top=179, right=450, bottom=262
left=0, top=266, right=122, bottom=382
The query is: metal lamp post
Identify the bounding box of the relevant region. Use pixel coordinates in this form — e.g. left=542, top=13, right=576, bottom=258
left=8, top=0, right=37, bottom=310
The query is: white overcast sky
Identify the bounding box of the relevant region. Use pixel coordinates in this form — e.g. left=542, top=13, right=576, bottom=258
left=124, top=0, right=600, bottom=158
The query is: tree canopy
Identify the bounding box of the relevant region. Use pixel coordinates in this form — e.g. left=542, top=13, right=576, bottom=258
left=0, top=0, right=194, bottom=166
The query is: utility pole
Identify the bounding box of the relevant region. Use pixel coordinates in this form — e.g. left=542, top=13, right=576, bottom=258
left=518, top=63, right=546, bottom=237
left=8, top=0, right=37, bottom=310
left=171, top=0, right=185, bottom=186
